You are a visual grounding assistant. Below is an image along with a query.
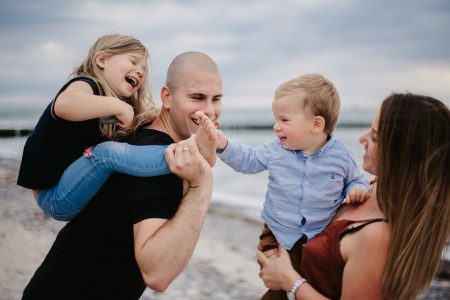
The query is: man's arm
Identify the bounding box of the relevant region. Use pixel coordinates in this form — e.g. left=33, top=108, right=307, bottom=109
left=133, top=136, right=213, bottom=292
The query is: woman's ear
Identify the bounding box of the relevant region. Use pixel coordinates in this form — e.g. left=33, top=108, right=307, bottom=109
left=312, top=116, right=326, bottom=134
left=160, top=86, right=171, bottom=109
left=95, top=54, right=107, bottom=69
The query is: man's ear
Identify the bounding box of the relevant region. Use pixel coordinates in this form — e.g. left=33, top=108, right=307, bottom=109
left=95, top=54, right=107, bottom=69
left=160, top=86, right=171, bottom=109
left=312, top=116, right=325, bottom=134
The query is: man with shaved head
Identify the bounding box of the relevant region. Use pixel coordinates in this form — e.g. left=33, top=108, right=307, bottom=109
left=23, top=52, right=223, bottom=299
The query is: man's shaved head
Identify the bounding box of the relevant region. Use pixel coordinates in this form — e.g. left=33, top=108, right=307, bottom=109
left=165, top=51, right=220, bottom=92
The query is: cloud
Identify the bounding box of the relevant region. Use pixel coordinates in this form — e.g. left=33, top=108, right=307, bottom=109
left=0, top=0, right=449, bottom=111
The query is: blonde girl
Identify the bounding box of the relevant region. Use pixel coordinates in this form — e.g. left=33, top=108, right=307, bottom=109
left=18, top=34, right=176, bottom=220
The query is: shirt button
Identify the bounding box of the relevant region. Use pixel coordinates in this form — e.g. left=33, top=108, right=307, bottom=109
left=301, top=217, right=306, bottom=226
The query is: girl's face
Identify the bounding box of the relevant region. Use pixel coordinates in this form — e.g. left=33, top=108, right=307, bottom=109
left=97, top=52, right=146, bottom=98
left=359, top=109, right=380, bottom=175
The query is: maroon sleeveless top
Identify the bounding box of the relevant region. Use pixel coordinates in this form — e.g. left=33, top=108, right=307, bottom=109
left=299, top=218, right=384, bottom=300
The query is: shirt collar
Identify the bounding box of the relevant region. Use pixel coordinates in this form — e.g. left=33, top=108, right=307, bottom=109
left=294, top=135, right=335, bottom=158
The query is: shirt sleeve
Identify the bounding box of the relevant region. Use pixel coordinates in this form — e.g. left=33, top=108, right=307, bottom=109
left=342, top=149, right=369, bottom=196
left=217, top=138, right=277, bottom=174
left=128, top=174, right=183, bottom=224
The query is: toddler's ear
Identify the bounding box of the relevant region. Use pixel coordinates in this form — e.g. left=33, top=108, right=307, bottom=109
left=312, top=116, right=325, bottom=133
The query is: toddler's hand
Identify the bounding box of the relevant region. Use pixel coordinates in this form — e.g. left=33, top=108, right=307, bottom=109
left=344, top=188, right=369, bottom=204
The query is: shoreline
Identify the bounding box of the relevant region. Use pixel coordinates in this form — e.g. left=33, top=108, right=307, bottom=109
left=0, top=158, right=448, bottom=299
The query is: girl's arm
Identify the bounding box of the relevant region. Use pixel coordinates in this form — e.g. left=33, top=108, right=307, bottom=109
left=54, top=80, right=134, bottom=125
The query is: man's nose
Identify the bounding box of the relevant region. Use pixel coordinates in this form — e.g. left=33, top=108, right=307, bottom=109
left=202, top=101, right=215, bottom=119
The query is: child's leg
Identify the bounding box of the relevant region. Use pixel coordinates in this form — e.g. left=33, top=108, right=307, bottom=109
left=259, top=225, right=285, bottom=300
left=194, top=111, right=218, bottom=167
left=259, top=235, right=305, bottom=300
left=38, top=141, right=170, bottom=221
left=259, top=224, right=279, bottom=252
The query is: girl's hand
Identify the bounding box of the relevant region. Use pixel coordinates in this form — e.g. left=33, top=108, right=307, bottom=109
left=115, top=102, right=134, bottom=127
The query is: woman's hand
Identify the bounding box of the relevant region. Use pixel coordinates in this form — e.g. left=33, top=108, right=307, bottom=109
left=257, top=246, right=301, bottom=292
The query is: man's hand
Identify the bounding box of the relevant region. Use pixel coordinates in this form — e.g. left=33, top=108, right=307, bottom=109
left=165, top=135, right=213, bottom=188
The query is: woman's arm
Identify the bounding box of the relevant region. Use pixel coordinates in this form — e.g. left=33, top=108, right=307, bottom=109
left=258, top=220, right=390, bottom=300
left=54, top=80, right=134, bottom=125
left=257, top=247, right=329, bottom=300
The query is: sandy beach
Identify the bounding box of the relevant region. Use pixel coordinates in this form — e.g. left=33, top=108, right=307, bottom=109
left=1, top=158, right=449, bottom=300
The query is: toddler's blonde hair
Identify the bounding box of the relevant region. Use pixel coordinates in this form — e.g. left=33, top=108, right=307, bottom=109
left=275, top=73, right=340, bottom=134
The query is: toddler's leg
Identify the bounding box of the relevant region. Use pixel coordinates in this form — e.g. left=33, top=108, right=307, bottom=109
left=38, top=142, right=170, bottom=221
left=259, top=224, right=279, bottom=252
left=259, top=235, right=304, bottom=300
left=260, top=289, right=286, bottom=300
left=259, top=224, right=285, bottom=300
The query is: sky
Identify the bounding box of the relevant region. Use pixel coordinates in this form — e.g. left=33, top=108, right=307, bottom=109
left=1, top=0, right=449, bottom=117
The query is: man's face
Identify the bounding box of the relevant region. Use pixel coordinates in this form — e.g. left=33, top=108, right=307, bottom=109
left=162, top=66, right=223, bottom=141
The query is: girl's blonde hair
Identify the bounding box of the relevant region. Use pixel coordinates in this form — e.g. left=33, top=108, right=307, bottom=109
left=377, top=93, right=450, bottom=299
left=71, top=33, right=158, bottom=140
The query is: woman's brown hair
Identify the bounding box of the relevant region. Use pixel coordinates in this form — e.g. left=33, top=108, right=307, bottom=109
left=377, top=93, right=450, bottom=299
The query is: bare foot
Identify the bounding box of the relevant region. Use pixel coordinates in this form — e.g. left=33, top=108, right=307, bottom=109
left=194, top=111, right=217, bottom=167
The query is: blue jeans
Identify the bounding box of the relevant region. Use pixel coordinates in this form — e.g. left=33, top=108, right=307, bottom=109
left=37, top=141, right=170, bottom=221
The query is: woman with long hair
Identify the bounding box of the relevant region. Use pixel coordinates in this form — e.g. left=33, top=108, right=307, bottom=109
left=257, top=93, right=450, bottom=299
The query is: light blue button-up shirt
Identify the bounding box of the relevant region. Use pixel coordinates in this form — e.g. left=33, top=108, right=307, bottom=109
left=217, top=136, right=368, bottom=250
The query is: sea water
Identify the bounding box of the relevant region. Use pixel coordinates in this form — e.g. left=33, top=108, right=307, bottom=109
left=1, top=127, right=449, bottom=260
left=0, top=127, right=368, bottom=210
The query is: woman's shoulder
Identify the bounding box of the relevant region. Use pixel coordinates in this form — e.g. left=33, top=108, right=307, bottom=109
left=341, top=219, right=390, bottom=260
left=348, top=220, right=390, bottom=255
left=356, top=220, right=390, bottom=244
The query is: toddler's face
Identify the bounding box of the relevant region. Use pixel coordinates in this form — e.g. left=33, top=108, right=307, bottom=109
left=272, top=95, right=315, bottom=151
